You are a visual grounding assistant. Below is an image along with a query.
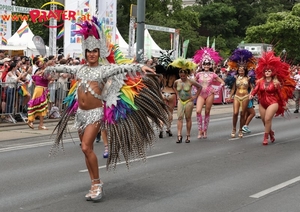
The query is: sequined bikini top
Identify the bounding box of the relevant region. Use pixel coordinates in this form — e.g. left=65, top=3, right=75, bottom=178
left=77, top=65, right=106, bottom=100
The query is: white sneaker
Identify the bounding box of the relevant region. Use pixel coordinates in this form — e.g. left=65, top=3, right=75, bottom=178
left=242, top=125, right=251, bottom=133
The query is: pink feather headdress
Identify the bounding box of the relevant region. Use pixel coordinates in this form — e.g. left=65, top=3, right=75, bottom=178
left=74, top=16, right=110, bottom=59
left=193, top=47, right=222, bottom=65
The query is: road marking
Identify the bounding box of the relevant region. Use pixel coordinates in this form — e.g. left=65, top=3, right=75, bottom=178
left=228, top=132, right=265, bottom=141
left=0, top=139, right=78, bottom=153
left=250, top=176, right=300, bottom=198
left=79, top=151, right=174, bottom=173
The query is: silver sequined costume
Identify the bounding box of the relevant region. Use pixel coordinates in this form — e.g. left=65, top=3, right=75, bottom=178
left=46, top=64, right=170, bottom=169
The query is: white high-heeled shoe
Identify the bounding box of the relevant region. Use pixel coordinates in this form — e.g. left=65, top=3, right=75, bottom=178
left=91, top=183, right=104, bottom=201
left=85, top=190, right=92, bottom=201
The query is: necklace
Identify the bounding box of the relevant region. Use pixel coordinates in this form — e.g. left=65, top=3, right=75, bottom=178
left=238, top=75, right=243, bottom=79
left=203, top=72, right=209, bottom=78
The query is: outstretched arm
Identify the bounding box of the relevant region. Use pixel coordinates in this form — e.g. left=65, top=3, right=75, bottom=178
left=44, top=65, right=81, bottom=76
left=100, top=63, right=154, bottom=79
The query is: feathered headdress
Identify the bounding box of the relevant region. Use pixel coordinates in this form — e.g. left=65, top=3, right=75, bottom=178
left=74, top=16, right=111, bottom=59
left=157, top=50, right=174, bottom=69
left=255, top=51, right=295, bottom=116
left=169, top=58, right=197, bottom=74
left=193, top=47, right=222, bottom=65
left=227, top=49, right=256, bottom=70
left=255, top=51, right=288, bottom=79
left=156, top=50, right=174, bottom=74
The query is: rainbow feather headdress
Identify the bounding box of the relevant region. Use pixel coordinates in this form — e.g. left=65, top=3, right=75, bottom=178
left=74, top=16, right=110, bottom=59
left=193, top=47, right=222, bottom=65
left=227, top=49, right=256, bottom=70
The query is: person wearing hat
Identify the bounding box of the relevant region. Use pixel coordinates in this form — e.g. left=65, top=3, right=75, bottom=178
left=249, top=51, right=295, bottom=145
left=225, top=49, right=256, bottom=139
left=171, top=58, right=202, bottom=143
left=193, top=47, right=224, bottom=139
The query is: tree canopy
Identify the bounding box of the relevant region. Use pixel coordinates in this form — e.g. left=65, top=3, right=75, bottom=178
left=11, top=0, right=300, bottom=63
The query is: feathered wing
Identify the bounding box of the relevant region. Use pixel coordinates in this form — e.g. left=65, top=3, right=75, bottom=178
left=49, top=82, right=78, bottom=155
left=102, top=73, right=170, bottom=170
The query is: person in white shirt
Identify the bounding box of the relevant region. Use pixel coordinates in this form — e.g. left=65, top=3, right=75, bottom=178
left=293, top=70, right=300, bottom=113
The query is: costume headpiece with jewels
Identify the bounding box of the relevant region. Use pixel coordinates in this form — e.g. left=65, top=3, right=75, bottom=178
left=193, top=47, right=222, bottom=65
left=227, top=49, right=256, bottom=71
left=74, top=16, right=111, bottom=59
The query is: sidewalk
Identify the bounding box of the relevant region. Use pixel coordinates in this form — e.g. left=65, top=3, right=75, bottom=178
left=0, top=103, right=237, bottom=141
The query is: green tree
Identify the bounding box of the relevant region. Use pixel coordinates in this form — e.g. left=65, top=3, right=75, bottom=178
left=245, top=3, right=300, bottom=62
left=12, top=0, right=64, bottom=48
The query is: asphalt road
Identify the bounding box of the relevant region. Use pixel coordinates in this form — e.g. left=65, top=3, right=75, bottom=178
left=1, top=104, right=300, bottom=212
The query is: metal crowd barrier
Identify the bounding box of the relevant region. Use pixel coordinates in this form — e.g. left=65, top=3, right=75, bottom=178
left=0, top=81, right=70, bottom=124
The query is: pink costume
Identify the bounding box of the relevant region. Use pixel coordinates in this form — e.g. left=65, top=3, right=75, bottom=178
left=195, top=71, right=219, bottom=99
left=27, top=75, right=49, bottom=121
left=195, top=71, right=219, bottom=133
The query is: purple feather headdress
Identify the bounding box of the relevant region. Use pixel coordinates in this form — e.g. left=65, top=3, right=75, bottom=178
left=227, top=49, right=256, bottom=70
left=73, top=16, right=110, bottom=59
left=193, top=47, right=222, bottom=65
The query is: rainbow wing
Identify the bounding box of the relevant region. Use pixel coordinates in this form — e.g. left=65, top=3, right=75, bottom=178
left=102, top=73, right=170, bottom=169
left=50, top=81, right=78, bottom=154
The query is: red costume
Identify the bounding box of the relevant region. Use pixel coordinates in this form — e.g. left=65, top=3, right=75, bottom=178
left=251, top=51, right=295, bottom=117
left=251, top=79, right=285, bottom=116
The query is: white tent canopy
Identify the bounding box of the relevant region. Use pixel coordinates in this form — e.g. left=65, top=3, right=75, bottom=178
left=115, top=28, right=129, bottom=56
left=134, top=29, right=163, bottom=58
left=7, top=20, right=49, bottom=56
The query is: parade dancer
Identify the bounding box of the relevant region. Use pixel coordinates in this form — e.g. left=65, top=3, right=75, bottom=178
left=170, top=58, right=202, bottom=143
left=225, top=49, right=256, bottom=138
left=193, top=47, right=224, bottom=139
left=249, top=51, right=295, bottom=145
left=155, top=50, right=177, bottom=138
left=45, top=17, right=170, bottom=201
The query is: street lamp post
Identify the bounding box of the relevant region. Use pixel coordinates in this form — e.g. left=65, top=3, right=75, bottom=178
left=12, top=0, right=16, bottom=34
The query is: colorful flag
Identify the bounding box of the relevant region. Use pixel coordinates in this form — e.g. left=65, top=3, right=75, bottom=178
left=85, top=0, right=89, bottom=7
left=211, top=38, right=215, bottom=50
left=56, top=27, right=64, bottom=39
left=206, top=37, right=210, bottom=48
left=17, top=25, right=29, bottom=37
left=182, top=39, right=190, bottom=59
left=1, top=37, right=7, bottom=45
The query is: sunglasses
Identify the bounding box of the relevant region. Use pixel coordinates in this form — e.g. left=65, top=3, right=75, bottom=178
left=179, top=70, right=188, bottom=74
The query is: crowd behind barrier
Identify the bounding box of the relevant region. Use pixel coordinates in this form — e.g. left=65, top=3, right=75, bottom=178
left=0, top=81, right=70, bottom=124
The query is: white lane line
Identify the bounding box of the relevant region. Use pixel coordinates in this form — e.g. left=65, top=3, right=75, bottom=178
left=250, top=176, right=300, bottom=198
left=79, top=152, right=174, bottom=173
left=228, top=132, right=265, bottom=141
left=0, top=139, right=78, bottom=153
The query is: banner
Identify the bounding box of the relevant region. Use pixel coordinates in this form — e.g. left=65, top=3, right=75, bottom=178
left=182, top=39, right=189, bottom=59
left=0, top=0, right=12, bottom=41
left=98, top=0, right=117, bottom=44
left=212, top=80, right=223, bottom=104
left=206, top=36, right=209, bottom=48
left=144, top=31, right=151, bottom=59
left=64, top=0, right=95, bottom=58
left=32, top=35, right=46, bottom=56
left=170, top=33, right=173, bottom=49
left=211, top=38, right=215, bottom=50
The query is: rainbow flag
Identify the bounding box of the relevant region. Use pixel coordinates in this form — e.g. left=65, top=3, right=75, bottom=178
left=1, top=37, right=7, bottom=45
left=56, top=27, right=64, bottom=39
left=17, top=25, right=29, bottom=37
